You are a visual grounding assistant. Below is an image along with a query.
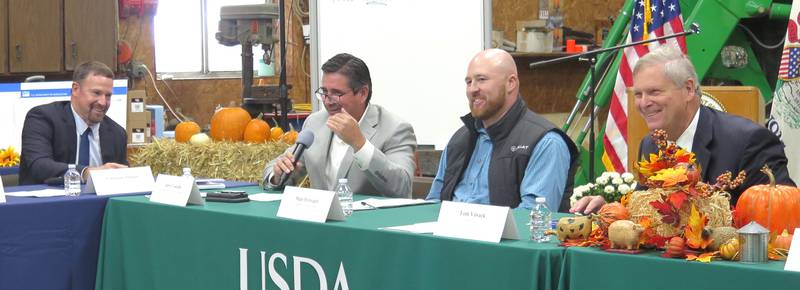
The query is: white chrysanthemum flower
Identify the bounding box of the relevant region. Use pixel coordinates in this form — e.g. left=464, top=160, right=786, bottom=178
left=612, top=177, right=623, bottom=185
left=622, top=172, right=635, bottom=183
left=618, top=184, right=631, bottom=194
left=604, top=185, right=615, bottom=194
left=596, top=176, right=609, bottom=185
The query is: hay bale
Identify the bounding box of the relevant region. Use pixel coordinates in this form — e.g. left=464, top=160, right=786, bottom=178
left=626, top=188, right=732, bottom=237
left=130, top=138, right=290, bottom=182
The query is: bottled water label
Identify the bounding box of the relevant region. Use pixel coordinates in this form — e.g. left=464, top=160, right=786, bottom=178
left=529, top=199, right=552, bottom=243
left=335, top=179, right=353, bottom=217
left=64, top=165, right=82, bottom=197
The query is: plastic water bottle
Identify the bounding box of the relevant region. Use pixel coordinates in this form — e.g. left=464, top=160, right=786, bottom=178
left=529, top=197, right=552, bottom=242
left=335, top=178, right=353, bottom=216
left=64, top=164, right=82, bottom=196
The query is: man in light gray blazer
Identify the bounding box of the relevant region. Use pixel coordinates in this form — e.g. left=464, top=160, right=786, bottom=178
left=261, top=53, right=417, bottom=198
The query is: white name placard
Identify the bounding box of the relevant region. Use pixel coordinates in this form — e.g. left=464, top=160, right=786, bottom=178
left=433, top=201, right=519, bottom=243
left=276, top=186, right=344, bottom=223
left=149, top=174, right=205, bottom=207
left=0, top=177, right=5, bottom=203
left=784, top=228, right=800, bottom=271
left=86, top=166, right=155, bottom=195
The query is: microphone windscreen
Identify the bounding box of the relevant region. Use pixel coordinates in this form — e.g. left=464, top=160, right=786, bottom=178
left=295, top=130, right=315, bottom=147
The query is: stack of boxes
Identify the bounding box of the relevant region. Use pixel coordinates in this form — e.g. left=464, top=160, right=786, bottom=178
left=126, top=90, right=152, bottom=144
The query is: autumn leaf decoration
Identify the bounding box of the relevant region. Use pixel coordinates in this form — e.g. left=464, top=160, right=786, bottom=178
left=637, top=130, right=696, bottom=180
left=648, top=167, right=688, bottom=187
left=685, top=204, right=713, bottom=250
left=686, top=251, right=718, bottom=263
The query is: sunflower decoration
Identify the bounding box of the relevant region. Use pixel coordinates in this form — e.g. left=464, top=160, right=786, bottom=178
left=0, top=146, right=20, bottom=167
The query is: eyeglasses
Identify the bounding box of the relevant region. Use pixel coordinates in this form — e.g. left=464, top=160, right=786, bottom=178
left=314, top=88, right=353, bottom=103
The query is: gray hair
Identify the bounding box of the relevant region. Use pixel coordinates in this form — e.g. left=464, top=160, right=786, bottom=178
left=633, top=45, right=701, bottom=98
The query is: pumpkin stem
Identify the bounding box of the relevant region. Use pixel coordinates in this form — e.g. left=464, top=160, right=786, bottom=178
left=760, top=165, right=776, bottom=188
left=257, top=112, right=264, bottom=120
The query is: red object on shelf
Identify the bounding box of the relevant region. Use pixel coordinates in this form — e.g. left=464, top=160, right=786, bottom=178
left=566, top=39, right=577, bottom=53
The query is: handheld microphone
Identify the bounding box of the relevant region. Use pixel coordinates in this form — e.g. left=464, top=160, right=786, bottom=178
left=277, top=130, right=315, bottom=188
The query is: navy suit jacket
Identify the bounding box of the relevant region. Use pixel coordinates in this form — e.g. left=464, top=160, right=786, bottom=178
left=19, top=101, right=128, bottom=185
left=638, top=106, right=795, bottom=204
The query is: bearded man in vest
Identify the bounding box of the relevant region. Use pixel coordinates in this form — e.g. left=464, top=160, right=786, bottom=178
left=426, top=49, right=579, bottom=210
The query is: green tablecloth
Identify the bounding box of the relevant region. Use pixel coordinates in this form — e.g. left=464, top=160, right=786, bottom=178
left=94, top=186, right=566, bottom=290
left=559, top=246, right=800, bottom=290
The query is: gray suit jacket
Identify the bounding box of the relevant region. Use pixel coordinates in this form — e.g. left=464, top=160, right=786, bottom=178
left=262, top=104, right=417, bottom=198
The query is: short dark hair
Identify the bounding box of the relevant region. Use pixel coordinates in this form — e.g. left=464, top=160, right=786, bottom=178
left=73, top=61, right=114, bottom=83
left=321, top=53, right=372, bottom=103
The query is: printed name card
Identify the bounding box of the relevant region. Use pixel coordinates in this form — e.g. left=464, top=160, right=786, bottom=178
left=433, top=201, right=519, bottom=243
left=0, top=177, right=5, bottom=203
left=784, top=228, right=800, bottom=272
left=86, top=166, right=155, bottom=195
left=149, top=174, right=205, bottom=207
left=276, top=186, right=344, bottom=223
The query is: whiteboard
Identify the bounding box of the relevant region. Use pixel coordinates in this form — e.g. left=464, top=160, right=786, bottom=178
left=0, top=80, right=128, bottom=151
left=311, top=0, right=490, bottom=149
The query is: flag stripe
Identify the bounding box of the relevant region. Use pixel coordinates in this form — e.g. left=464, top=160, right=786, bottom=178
left=602, top=0, right=685, bottom=173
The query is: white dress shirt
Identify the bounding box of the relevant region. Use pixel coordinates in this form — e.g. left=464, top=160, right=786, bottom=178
left=674, top=108, right=700, bottom=152
left=71, top=104, right=102, bottom=167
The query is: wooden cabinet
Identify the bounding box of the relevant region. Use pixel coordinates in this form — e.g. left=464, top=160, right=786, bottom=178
left=8, top=0, right=63, bottom=73
left=1, top=0, right=116, bottom=74
left=65, top=0, right=117, bottom=70
left=0, top=0, right=7, bottom=74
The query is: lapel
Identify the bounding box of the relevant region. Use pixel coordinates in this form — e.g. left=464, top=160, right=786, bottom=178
left=310, top=111, right=333, bottom=170
left=692, top=107, right=713, bottom=180
left=336, top=105, right=379, bottom=179
left=99, top=118, right=114, bottom=163
left=62, top=102, right=79, bottom=162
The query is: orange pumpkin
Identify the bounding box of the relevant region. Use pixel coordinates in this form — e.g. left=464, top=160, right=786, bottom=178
left=210, top=107, right=252, bottom=141
left=596, top=202, right=629, bottom=229
left=663, top=236, right=686, bottom=258
left=243, top=114, right=270, bottom=143
left=280, top=123, right=299, bottom=144
left=774, top=229, right=793, bottom=251
left=175, top=121, right=201, bottom=143
left=734, top=165, right=800, bottom=235
left=269, top=119, right=284, bottom=141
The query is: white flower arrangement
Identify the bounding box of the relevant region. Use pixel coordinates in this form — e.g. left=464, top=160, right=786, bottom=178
left=570, top=171, right=638, bottom=206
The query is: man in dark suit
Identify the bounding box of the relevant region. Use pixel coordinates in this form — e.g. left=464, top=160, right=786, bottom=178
left=19, top=61, right=128, bottom=185
left=571, top=45, right=794, bottom=213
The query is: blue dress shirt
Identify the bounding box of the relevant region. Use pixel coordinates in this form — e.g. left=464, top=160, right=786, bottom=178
left=426, top=130, right=570, bottom=210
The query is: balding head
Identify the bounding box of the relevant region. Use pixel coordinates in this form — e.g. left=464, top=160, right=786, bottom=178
left=465, top=49, right=520, bottom=127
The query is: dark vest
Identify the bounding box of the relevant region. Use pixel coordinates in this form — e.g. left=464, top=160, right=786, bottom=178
left=440, top=97, right=578, bottom=209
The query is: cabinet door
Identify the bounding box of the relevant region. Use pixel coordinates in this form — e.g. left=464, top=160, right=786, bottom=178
left=65, top=0, right=118, bottom=71
left=8, top=0, right=62, bottom=73
left=0, top=0, right=7, bottom=74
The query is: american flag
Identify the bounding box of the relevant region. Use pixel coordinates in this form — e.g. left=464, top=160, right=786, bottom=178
left=602, top=0, right=687, bottom=172
left=779, top=45, right=800, bottom=80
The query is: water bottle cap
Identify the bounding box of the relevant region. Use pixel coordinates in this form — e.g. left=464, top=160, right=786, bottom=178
left=338, top=178, right=348, bottom=183
left=68, top=164, right=76, bottom=169
left=535, top=197, right=546, bottom=203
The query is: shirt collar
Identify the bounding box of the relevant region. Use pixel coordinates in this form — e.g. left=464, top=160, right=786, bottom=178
left=71, top=103, right=100, bottom=136
left=675, top=107, right=700, bottom=152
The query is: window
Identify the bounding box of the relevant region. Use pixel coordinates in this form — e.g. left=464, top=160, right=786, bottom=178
left=154, top=0, right=266, bottom=78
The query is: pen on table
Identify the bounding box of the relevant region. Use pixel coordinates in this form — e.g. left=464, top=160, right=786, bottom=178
left=360, top=201, right=377, bottom=209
